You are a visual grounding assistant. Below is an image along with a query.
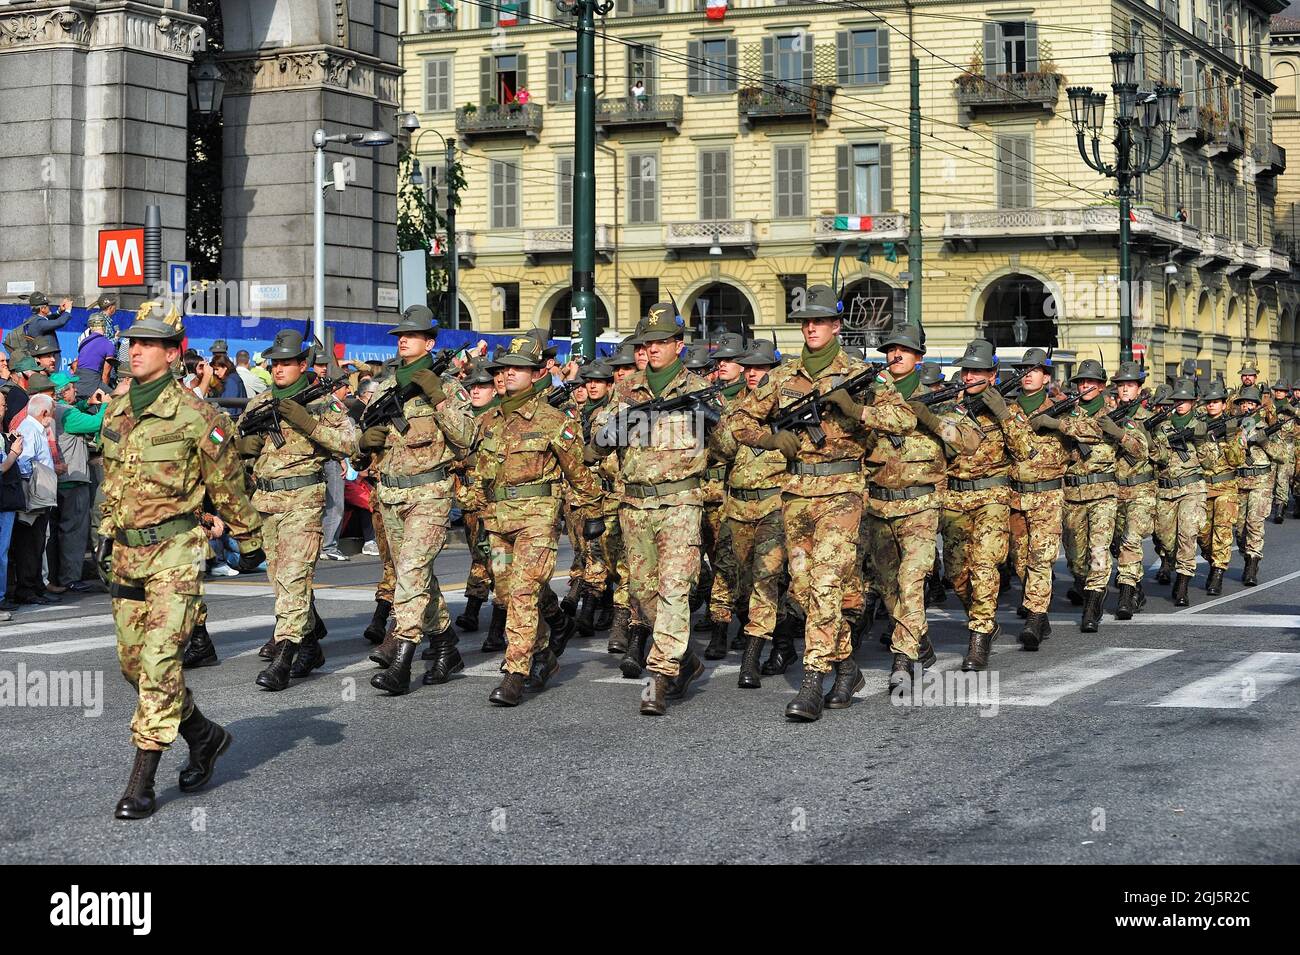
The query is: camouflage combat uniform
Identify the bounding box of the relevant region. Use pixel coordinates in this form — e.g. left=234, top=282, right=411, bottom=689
left=1150, top=415, right=1208, bottom=579
left=1197, top=413, right=1244, bottom=571
left=1007, top=391, right=1071, bottom=616
left=1060, top=403, right=1139, bottom=593
left=1235, top=413, right=1272, bottom=561
left=1265, top=403, right=1295, bottom=510
left=1110, top=405, right=1155, bottom=588
left=100, top=379, right=261, bottom=751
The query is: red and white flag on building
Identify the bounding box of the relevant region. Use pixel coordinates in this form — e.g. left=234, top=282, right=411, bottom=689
left=706, top=0, right=727, bottom=21
left=499, top=2, right=519, bottom=27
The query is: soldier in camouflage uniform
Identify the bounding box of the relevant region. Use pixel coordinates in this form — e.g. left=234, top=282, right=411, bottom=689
left=99, top=302, right=264, bottom=820
left=458, top=359, right=506, bottom=650
left=461, top=336, right=605, bottom=706
left=1233, top=386, right=1272, bottom=586
left=587, top=304, right=716, bottom=716
left=360, top=306, right=475, bottom=695
left=919, top=362, right=949, bottom=608
left=1006, top=349, right=1071, bottom=649
left=1108, top=361, right=1155, bottom=620
left=1196, top=379, right=1244, bottom=595
left=601, top=340, right=640, bottom=653
left=573, top=361, right=621, bottom=643
left=1149, top=378, right=1208, bottom=606
left=1265, top=379, right=1295, bottom=523
left=939, top=339, right=1032, bottom=670
left=707, top=340, right=789, bottom=689
left=356, top=378, right=397, bottom=648
left=731, top=290, right=917, bottom=719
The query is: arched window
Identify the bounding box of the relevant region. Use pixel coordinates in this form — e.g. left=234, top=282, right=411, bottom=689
left=689, top=282, right=754, bottom=338
left=980, top=274, right=1058, bottom=347
left=548, top=290, right=610, bottom=340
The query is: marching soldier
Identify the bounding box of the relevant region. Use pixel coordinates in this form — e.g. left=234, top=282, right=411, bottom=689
left=99, top=302, right=264, bottom=819
left=1149, top=378, right=1208, bottom=606
left=919, top=363, right=948, bottom=608
left=939, top=339, right=1031, bottom=671
left=588, top=303, right=715, bottom=716
left=461, top=335, right=605, bottom=706
left=457, top=359, right=506, bottom=651
left=356, top=378, right=397, bottom=648
left=360, top=305, right=475, bottom=696
left=572, top=360, right=622, bottom=642
left=1265, top=379, right=1295, bottom=524
left=1233, top=387, right=1271, bottom=586
left=731, top=291, right=917, bottom=719
left=1109, top=361, right=1155, bottom=620
left=1197, top=379, right=1244, bottom=595
left=236, top=330, right=358, bottom=690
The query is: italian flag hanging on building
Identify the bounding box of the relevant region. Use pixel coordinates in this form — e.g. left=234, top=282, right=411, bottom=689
left=499, top=2, right=518, bottom=26
left=833, top=215, right=872, bottom=231
left=706, top=0, right=727, bottom=21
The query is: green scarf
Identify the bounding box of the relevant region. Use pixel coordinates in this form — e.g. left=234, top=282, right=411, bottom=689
left=721, top=380, right=745, bottom=400
left=892, top=369, right=920, bottom=401
left=394, top=352, right=433, bottom=390
left=129, top=374, right=172, bottom=418
left=270, top=375, right=311, bottom=401
left=533, top=375, right=552, bottom=397
left=646, top=358, right=683, bottom=397
left=472, top=401, right=495, bottom=417
left=1017, top=389, right=1047, bottom=414
left=583, top=395, right=610, bottom=415
left=800, top=340, right=841, bottom=378
left=1081, top=395, right=1105, bottom=416
left=500, top=387, right=534, bottom=417
left=1172, top=410, right=1194, bottom=429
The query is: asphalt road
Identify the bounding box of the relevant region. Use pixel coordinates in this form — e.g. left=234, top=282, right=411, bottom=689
left=2, top=526, right=1298, bottom=864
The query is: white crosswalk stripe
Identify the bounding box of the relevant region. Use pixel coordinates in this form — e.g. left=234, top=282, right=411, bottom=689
left=994, top=647, right=1182, bottom=706
left=1147, top=652, right=1300, bottom=709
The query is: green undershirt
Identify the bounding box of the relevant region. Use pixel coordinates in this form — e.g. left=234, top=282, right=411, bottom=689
left=892, top=368, right=920, bottom=401
left=800, top=340, right=841, bottom=378
left=1171, top=410, right=1194, bottom=429
left=721, top=380, right=745, bottom=400
left=129, top=374, right=171, bottom=417
left=394, top=352, right=433, bottom=390
left=646, top=358, right=683, bottom=397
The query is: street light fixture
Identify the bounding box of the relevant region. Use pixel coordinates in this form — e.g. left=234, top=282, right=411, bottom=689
left=188, top=59, right=225, bottom=116
left=407, top=125, right=461, bottom=332
left=313, top=127, right=395, bottom=344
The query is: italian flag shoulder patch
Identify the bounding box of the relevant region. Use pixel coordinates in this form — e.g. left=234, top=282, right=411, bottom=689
left=561, top=424, right=576, bottom=442
left=209, top=426, right=226, bottom=445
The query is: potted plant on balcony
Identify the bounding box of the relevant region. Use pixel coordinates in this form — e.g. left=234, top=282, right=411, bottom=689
left=462, top=101, right=477, bottom=117
left=1199, top=104, right=1220, bottom=133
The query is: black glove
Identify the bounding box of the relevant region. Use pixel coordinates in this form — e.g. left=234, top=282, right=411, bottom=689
left=757, top=430, right=801, bottom=460
left=411, top=369, right=447, bottom=405
left=582, top=517, right=606, bottom=540
left=360, top=425, right=388, bottom=452
left=95, top=537, right=113, bottom=584
left=236, top=545, right=266, bottom=574
left=277, top=399, right=318, bottom=437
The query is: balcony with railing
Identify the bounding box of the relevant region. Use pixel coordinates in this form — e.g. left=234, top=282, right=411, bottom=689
left=1207, top=122, right=1245, bottom=159
left=812, top=213, right=909, bottom=254
left=414, top=7, right=457, bottom=32
left=1175, top=105, right=1214, bottom=146
left=595, top=94, right=683, bottom=135
left=456, top=231, right=477, bottom=268
left=953, top=71, right=1060, bottom=124
left=523, top=225, right=614, bottom=265
left=1252, top=142, right=1286, bottom=178
left=455, top=102, right=544, bottom=141
left=664, top=219, right=757, bottom=259
left=1254, top=245, right=1291, bottom=275
left=942, top=206, right=1205, bottom=254
left=737, top=85, right=834, bottom=128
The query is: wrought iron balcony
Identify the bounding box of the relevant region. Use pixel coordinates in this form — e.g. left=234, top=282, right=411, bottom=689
left=664, top=219, right=757, bottom=259
left=953, top=72, right=1060, bottom=123
left=737, top=85, right=834, bottom=128
left=523, top=225, right=614, bottom=265
left=455, top=102, right=543, bottom=141
left=595, top=94, right=683, bottom=135
left=1206, top=122, right=1245, bottom=159
left=812, top=214, right=908, bottom=255
left=1252, top=142, right=1286, bottom=178
left=1175, top=106, right=1215, bottom=146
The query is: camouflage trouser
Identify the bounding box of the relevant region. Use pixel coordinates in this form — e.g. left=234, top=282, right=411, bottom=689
left=371, top=498, right=396, bottom=604
left=194, top=599, right=207, bottom=630
left=621, top=503, right=702, bottom=678
left=463, top=510, right=492, bottom=602
left=1157, top=491, right=1207, bottom=576
left=865, top=507, right=938, bottom=662
left=380, top=498, right=452, bottom=643
left=940, top=502, right=1009, bottom=635
left=1235, top=480, right=1270, bottom=560
left=1199, top=489, right=1239, bottom=569
left=488, top=518, right=559, bottom=676
left=1272, top=459, right=1295, bottom=506
left=113, top=531, right=205, bottom=751
left=602, top=511, right=628, bottom=610
left=1063, top=496, right=1117, bottom=592
left=784, top=493, right=860, bottom=673
left=1010, top=489, right=1063, bottom=614
left=613, top=516, right=634, bottom=617
left=711, top=512, right=784, bottom=638
left=1115, top=490, right=1156, bottom=587
left=700, top=502, right=723, bottom=598
left=263, top=504, right=323, bottom=643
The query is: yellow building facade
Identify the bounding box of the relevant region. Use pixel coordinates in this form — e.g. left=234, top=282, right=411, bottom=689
left=401, top=0, right=1298, bottom=380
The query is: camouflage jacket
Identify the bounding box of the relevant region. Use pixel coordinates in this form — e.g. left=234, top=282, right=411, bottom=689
left=464, top=391, right=603, bottom=531
left=1109, top=404, right=1154, bottom=500
left=577, top=396, right=619, bottom=516
left=1006, top=392, right=1073, bottom=497
left=1197, top=413, right=1246, bottom=496
left=373, top=371, right=475, bottom=506
left=99, top=379, right=261, bottom=574
left=1238, top=413, right=1273, bottom=488
left=590, top=364, right=715, bottom=509
left=1061, top=403, right=1144, bottom=502
left=1265, top=414, right=1295, bottom=465
left=709, top=402, right=787, bottom=522
left=942, top=397, right=1033, bottom=512
left=730, top=350, right=915, bottom=499
left=704, top=385, right=745, bottom=505
left=243, top=388, right=359, bottom=515
left=1150, top=418, right=1207, bottom=498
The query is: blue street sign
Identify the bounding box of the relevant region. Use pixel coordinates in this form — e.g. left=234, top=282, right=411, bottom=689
left=167, top=261, right=190, bottom=296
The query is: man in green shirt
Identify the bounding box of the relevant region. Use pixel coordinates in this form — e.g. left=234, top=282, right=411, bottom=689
left=50, top=371, right=107, bottom=593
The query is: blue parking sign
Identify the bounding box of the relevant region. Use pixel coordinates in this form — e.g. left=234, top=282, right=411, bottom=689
left=167, top=261, right=190, bottom=296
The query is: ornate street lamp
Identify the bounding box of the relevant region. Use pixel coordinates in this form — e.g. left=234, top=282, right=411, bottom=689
left=188, top=59, right=225, bottom=116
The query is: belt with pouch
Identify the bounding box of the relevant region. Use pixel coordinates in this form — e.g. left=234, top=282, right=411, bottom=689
left=115, top=513, right=200, bottom=547
left=380, top=464, right=451, bottom=488
left=491, top=482, right=555, bottom=502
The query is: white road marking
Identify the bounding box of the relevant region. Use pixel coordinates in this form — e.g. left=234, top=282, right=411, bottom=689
left=995, top=647, right=1181, bottom=706
left=1177, top=568, right=1300, bottom=615
left=0, top=614, right=116, bottom=643
left=1147, top=652, right=1300, bottom=709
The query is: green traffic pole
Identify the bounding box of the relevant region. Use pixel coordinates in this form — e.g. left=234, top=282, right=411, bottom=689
left=1118, top=121, right=1133, bottom=364
left=908, top=54, right=922, bottom=330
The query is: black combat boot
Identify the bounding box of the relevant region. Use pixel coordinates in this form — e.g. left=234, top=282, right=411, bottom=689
left=888, top=654, right=914, bottom=691
left=703, top=619, right=729, bottom=660
left=1016, top=602, right=1029, bottom=619
left=731, top=609, right=748, bottom=650
left=370, top=639, right=416, bottom=695
left=289, top=612, right=326, bottom=678
left=575, top=586, right=598, bottom=638
left=255, top=639, right=299, bottom=691
left=369, top=633, right=400, bottom=668
left=560, top=578, right=582, bottom=617
left=182, top=622, right=219, bottom=669
left=1066, top=579, right=1085, bottom=606
left=784, top=668, right=827, bottom=722
left=525, top=647, right=559, bottom=692
left=823, top=657, right=864, bottom=709
left=456, top=595, right=483, bottom=632
left=961, top=627, right=996, bottom=672
left=666, top=649, right=705, bottom=700
left=761, top=617, right=799, bottom=675
left=606, top=605, right=630, bottom=654
left=738, top=636, right=765, bottom=689
left=1019, top=612, right=1048, bottom=651
left=488, top=672, right=526, bottom=707
left=362, top=598, right=391, bottom=644
left=544, top=603, right=576, bottom=657
left=593, top=588, right=615, bottom=631
left=1243, top=556, right=1260, bottom=586
left=1134, top=581, right=1147, bottom=613
left=1293, top=497, right=1300, bottom=519
left=1156, top=554, right=1173, bottom=585
left=257, top=637, right=275, bottom=660
left=1206, top=567, right=1224, bottom=596
left=423, top=627, right=465, bottom=685
left=925, top=574, right=947, bottom=607
left=481, top=604, right=507, bottom=653
left=1080, top=590, right=1104, bottom=633
left=1173, top=573, right=1191, bottom=607
left=177, top=703, right=233, bottom=793
left=1271, top=502, right=1284, bottom=525
left=620, top=624, right=652, bottom=679
left=640, top=673, right=670, bottom=716
left=1116, top=583, right=1137, bottom=621
left=114, top=748, right=162, bottom=820
left=917, top=632, right=937, bottom=668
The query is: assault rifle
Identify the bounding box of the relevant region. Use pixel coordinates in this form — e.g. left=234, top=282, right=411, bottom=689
left=359, top=348, right=456, bottom=435
left=546, top=378, right=580, bottom=409
left=624, top=379, right=727, bottom=427
left=770, top=356, right=903, bottom=447
left=237, top=374, right=342, bottom=449
left=915, top=382, right=972, bottom=407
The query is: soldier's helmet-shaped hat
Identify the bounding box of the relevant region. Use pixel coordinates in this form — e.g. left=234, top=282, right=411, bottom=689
left=710, top=332, right=748, bottom=360
left=124, top=300, right=185, bottom=341
left=606, top=340, right=638, bottom=367
left=1169, top=378, right=1199, bottom=401
left=682, top=341, right=713, bottom=371
left=918, top=363, right=944, bottom=386
left=1233, top=385, right=1262, bottom=404
left=1012, top=347, right=1052, bottom=369
left=1271, top=377, right=1290, bottom=392
left=952, top=338, right=997, bottom=370
left=581, top=359, right=615, bottom=381
left=738, top=340, right=779, bottom=367
left=263, top=329, right=311, bottom=362
left=462, top=359, right=496, bottom=387
left=29, top=335, right=61, bottom=357
left=496, top=334, right=546, bottom=368
left=640, top=301, right=687, bottom=342
left=1071, top=359, right=1107, bottom=383
left=877, top=321, right=927, bottom=355
left=1240, top=362, right=1260, bottom=376
left=1110, top=360, right=1146, bottom=383
left=388, top=304, right=439, bottom=336
left=790, top=284, right=841, bottom=321
left=1200, top=378, right=1228, bottom=401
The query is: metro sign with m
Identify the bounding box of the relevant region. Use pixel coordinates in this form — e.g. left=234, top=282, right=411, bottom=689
left=98, top=228, right=145, bottom=287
